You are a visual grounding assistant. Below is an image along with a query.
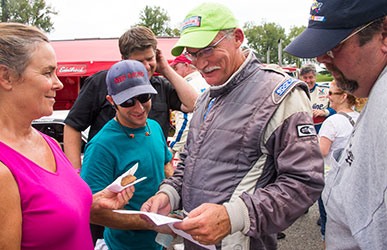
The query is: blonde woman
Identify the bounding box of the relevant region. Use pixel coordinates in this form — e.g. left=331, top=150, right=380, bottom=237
left=0, top=23, right=134, bottom=250
left=319, top=80, right=362, bottom=163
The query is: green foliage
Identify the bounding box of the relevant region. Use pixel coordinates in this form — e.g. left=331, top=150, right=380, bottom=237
left=0, top=0, right=57, bottom=32
left=169, top=28, right=180, bottom=37
left=244, top=21, right=286, bottom=64
left=135, top=5, right=179, bottom=36
left=316, top=74, right=333, bottom=82
left=283, top=25, right=306, bottom=67
left=244, top=21, right=306, bottom=67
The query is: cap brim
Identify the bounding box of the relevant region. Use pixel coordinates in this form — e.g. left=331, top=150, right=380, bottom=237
left=284, top=27, right=355, bottom=58
left=171, top=30, right=219, bottom=56
left=112, top=85, right=157, bottom=105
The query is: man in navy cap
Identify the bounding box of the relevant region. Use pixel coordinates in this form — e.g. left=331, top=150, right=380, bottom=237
left=81, top=60, right=173, bottom=250
left=285, top=0, right=387, bottom=249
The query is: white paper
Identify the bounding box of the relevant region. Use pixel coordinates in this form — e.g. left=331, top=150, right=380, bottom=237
left=113, top=210, right=216, bottom=250
left=106, top=163, right=147, bottom=193
left=114, top=210, right=180, bottom=225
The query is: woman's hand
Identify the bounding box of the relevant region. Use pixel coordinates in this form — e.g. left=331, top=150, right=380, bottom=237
left=92, top=185, right=135, bottom=210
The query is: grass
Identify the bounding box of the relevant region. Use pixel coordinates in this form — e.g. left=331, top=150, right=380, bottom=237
left=316, top=74, right=333, bottom=82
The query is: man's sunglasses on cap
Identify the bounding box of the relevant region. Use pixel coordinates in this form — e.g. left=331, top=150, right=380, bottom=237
left=119, top=94, right=152, bottom=108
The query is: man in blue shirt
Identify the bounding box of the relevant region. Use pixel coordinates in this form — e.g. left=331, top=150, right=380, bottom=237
left=81, top=60, right=172, bottom=250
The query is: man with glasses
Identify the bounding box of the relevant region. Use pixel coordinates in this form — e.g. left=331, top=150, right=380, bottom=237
left=285, top=0, right=387, bottom=249
left=81, top=60, right=173, bottom=250
left=142, top=3, right=324, bottom=249
left=63, top=26, right=198, bottom=171
left=63, top=26, right=198, bottom=245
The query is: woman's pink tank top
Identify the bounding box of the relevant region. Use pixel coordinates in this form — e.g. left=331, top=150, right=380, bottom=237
left=0, top=132, right=93, bottom=250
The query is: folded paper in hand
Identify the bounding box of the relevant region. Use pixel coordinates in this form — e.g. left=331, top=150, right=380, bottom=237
left=113, top=210, right=215, bottom=250
left=107, top=163, right=147, bottom=193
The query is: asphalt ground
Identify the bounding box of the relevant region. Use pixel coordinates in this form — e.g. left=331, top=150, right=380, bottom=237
left=167, top=201, right=324, bottom=250
left=278, top=201, right=324, bottom=250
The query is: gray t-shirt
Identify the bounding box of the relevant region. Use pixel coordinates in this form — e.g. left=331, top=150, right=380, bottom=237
left=322, top=66, right=387, bottom=249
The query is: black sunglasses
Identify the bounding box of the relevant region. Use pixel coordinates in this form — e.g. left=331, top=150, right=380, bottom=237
left=119, top=94, right=152, bottom=108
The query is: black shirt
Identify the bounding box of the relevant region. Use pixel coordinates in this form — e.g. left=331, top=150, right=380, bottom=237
left=64, top=70, right=182, bottom=140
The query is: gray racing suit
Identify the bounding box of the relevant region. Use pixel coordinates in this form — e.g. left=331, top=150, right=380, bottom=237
left=160, top=51, right=324, bottom=250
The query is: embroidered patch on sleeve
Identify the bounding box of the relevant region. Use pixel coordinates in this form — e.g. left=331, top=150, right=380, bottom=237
left=297, top=124, right=316, bottom=137
left=275, top=78, right=297, bottom=96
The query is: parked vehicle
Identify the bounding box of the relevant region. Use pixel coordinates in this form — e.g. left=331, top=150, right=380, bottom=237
left=32, top=110, right=88, bottom=153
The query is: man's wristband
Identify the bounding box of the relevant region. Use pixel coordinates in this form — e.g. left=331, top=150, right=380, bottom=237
left=75, top=168, right=81, bottom=174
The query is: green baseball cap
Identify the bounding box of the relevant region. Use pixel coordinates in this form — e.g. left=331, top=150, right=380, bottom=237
left=171, top=3, right=238, bottom=56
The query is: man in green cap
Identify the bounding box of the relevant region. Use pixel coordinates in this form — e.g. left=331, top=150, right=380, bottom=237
left=142, top=3, right=324, bottom=249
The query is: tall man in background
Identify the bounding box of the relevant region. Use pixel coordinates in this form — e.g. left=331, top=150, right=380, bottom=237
left=285, top=0, right=387, bottom=248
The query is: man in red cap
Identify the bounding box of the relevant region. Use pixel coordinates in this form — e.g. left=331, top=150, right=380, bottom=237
left=169, top=55, right=208, bottom=160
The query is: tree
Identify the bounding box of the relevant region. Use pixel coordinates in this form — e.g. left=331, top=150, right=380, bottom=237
left=282, top=25, right=306, bottom=67
left=135, top=5, right=179, bottom=36
left=1, top=0, right=57, bottom=32
left=244, top=21, right=286, bottom=64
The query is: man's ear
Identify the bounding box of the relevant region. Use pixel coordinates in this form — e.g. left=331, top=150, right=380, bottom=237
left=381, top=16, right=387, bottom=54
left=106, top=95, right=116, bottom=108
left=233, top=28, right=245, bottom=49
left=0, top=65, right=14, bottom=90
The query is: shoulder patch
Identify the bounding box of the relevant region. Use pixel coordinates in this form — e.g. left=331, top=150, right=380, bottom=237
left=297, top=124, right=316, bottom=137
left=275, top=78, right=298, bottom=96
left=272, top=78, right=299, bottom=104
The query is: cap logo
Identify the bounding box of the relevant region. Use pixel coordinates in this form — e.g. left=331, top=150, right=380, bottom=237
left=181, top=16, right=201, bottom=32
left=114, top=71, right=144, bottom=84
left=310, top=15, right=325, bottom=22
left=311, top=0, right=323, bottom=14
left=310, top=0, right=325, bottom=22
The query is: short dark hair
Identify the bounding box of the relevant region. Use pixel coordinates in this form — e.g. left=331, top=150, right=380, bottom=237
left=300, top=64, right=316, bottom=76
left=358, top=16, right=386, bottom=46
left=119, top=26, right=157, bottom=59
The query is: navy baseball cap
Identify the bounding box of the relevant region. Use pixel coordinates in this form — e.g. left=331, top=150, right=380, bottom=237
left=284, top=0, right=387, bottom=58
left=106, top=60, right=157, bottom=105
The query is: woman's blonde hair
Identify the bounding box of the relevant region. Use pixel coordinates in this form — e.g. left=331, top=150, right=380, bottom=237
left=0, top=23, right=48, bottom=77
left=331, top=80, right=367, bottom=112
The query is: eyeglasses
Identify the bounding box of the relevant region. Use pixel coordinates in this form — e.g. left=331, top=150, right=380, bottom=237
left=326, top=20, right=376, bottom=59
left=328, top=91, right=344, bottom=96
left=119, top=94, right=152, bottom=108
left=183, top=30, right=233, bottom=62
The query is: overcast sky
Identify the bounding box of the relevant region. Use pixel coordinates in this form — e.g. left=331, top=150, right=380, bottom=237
left=45, top=0, right=313, bottom=40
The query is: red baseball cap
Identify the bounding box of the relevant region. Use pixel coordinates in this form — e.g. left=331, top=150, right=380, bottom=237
left=169, top=54, right=192, bottom=67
